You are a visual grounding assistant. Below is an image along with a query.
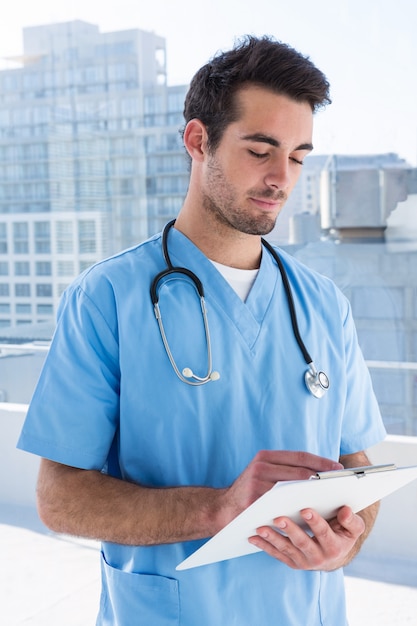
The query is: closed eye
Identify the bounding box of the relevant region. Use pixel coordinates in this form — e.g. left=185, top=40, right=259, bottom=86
left=248, top=149, right=268, bottom=159
left=290, top=156, right=304, bottom=166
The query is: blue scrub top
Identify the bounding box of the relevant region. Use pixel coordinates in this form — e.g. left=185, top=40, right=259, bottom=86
left=18, top=228, right=386, bottom=626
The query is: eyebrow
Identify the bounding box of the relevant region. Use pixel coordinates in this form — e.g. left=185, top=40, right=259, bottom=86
left=241, top=133, right=314, bottom=152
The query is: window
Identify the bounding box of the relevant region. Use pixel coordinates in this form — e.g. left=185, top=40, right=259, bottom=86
left=23, top=72, right=41, bottom=91
left=84, top=65, right=105, bottom=83
left=121, top=97, right=139, bottom=117
left=0, top=262, right=8, bottom=275
left=36, top=284, right=53, bottom=297
left=35, top=261, right=52, bottom=276
left=57, top=261, right=74, bottom=276
left=33, top=106, right=50, bottom=124
left=13, top=222, right=28, bottom=237
left=78, top=220, right=96, bottom=254
left=37, top=304, right=53, bottom=315
left=168, top=90, right=185, bottom=113
left=15, top=261, right=30, bottom=276
left=115, top=159, right=135, bottom=175
left=56, top=220, right=74, bottom=253
left=57, top=283, right=70, bottom=296
left=1, top=73, right=18, bottom=92
left=0, top=283, right=9, bottom=296
left=12, top=107, right=32, bottom=125
left=0, top=109, right=10, bottom=127
left=13, top=222, right=29, bottom=254
left=15, top=284, right=30, bottom=297
left=0, top=303, right=10, bottom=313
left=144, top=94, right=163, bottom=115
left=161, top=133, right=181, bottom=151
left=0, top=222, right=7, bottom=253
left=147, top=155, right=184, bottom=174
left=16, top=303, right=31, bottom=314
left=119, top=178, right=133, bottom=195
left=108, top=63, right=127, bottom=81
left=34, top=221, right=51, bottom=253
left=112, top=137, right=134, bottom=154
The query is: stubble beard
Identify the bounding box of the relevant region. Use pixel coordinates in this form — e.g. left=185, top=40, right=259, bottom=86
left=202, top=158, right=287, bottom=237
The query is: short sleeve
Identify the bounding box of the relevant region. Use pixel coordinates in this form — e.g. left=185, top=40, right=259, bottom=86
left=17, top=279, right=121, bottom=469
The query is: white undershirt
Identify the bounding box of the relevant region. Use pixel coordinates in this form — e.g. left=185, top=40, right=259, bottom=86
left=210, top=260, right=259, bottom=302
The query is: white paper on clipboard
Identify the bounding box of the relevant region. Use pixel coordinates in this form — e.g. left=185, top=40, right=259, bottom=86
left=176, top=464, right=417, bottom=571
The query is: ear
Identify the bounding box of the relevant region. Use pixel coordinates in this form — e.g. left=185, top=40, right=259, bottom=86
left=183, top=119, right=208, bottom=162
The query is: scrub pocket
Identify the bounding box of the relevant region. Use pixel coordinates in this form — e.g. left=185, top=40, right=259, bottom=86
left=98, top=552, right=180, bottom=626
left=318, top=570, right=348, bottom=625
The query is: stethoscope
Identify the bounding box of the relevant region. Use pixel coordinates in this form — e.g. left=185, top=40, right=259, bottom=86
left=150, top=220, right=330, bottom=398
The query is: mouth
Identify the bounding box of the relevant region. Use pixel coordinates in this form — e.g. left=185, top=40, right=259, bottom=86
left=250, top=197, right=283, bottom=211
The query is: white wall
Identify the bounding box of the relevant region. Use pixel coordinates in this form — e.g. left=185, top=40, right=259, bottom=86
left=364, top=436, right=417, bottom=561
left=0, top=403, right=38, bottom=506
left=0, top=352, right=45, bottom=403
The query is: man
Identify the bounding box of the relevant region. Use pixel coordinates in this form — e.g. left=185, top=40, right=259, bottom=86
left=18, top=36, right=386, bottom=625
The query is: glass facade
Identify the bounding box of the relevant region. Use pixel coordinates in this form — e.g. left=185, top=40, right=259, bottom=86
left=0, top=21, right=189, bottom=326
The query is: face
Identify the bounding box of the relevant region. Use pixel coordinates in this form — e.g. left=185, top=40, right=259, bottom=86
left=200, top=86, right=314, bottom=236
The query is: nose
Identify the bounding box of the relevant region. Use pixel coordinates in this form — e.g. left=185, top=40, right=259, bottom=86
left=263, top=155, right=291, bottom=190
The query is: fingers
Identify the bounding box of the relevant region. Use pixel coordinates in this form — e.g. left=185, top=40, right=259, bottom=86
left=249, top=450, right=343, bottom=485
left=253, top=450, right=343, bottom=474
left=222, top=451, right=343, bottom=529
left=243, top=450, right=344, bottom=493
left=248, top=507, right=365, bottom=571
left=333, top=505, right=366, bottom=536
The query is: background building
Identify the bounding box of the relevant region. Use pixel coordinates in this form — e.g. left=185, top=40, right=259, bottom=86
left=0, top=20, right=189, bottom=326
left=0, top=20, right=416, bottom=435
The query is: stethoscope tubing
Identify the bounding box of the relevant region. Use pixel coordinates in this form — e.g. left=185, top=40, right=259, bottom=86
left=150, top=221, right=329, bottom=396
left=261, top=238, right=313, bottom=367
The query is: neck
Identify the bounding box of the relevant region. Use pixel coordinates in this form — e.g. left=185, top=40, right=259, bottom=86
left=174, top=204, right=263, bottom=270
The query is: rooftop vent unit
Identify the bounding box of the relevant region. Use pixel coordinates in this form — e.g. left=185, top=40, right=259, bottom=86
left=320, top=162, right=417, bottom=242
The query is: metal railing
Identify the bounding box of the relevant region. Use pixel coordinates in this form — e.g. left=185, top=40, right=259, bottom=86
left=0, top=343, right=416, bottom=434
left=0, top=343, right=50, bottom=354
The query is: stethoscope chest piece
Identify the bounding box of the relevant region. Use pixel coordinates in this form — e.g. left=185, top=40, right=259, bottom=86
left=305, top=364, right=330, bottom=399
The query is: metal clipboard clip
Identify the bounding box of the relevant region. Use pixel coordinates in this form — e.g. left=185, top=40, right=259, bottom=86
left=312, top=463, right=397, bottom=480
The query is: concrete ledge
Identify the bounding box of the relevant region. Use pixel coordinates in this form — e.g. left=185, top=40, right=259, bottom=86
left=345, top=435, right=417, bottom=585
left=0, top=403, right=39, bottom=507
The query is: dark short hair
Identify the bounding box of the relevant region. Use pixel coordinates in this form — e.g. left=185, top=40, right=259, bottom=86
left=182, top=35, right=331, bottom=153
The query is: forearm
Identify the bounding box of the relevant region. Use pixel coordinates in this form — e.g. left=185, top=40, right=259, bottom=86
left=37, top=450, right=345, bottom=547
left=338, top=451, right=380, bottom=566
left=342, top=500, right=379, bottom=565
left=37, top=459, right=226, bottom=545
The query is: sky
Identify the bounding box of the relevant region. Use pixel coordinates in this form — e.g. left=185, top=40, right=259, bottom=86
left=0, top=0, right=416, bottom=164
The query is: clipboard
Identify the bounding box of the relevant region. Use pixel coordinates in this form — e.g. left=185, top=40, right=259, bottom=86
left=177, top=464, right=417, bottom=571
